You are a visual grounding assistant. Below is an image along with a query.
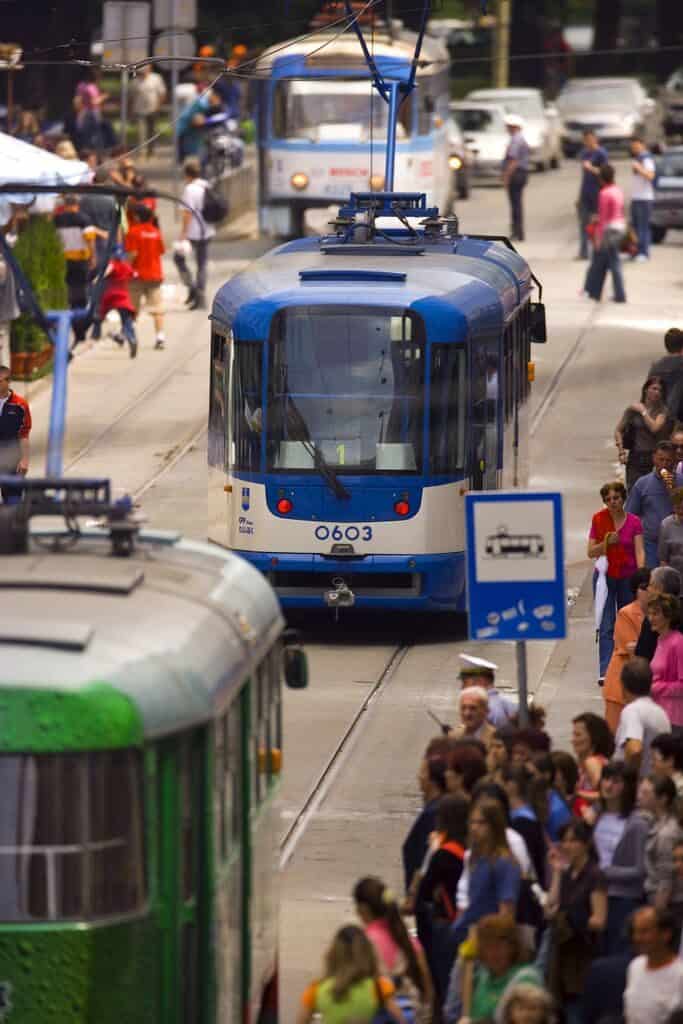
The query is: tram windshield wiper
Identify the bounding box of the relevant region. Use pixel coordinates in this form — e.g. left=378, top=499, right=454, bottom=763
left=283, top=399, right=351, bottom=500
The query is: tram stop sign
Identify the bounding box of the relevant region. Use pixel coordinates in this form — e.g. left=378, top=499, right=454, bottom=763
left=464, top=491, right=567, bottom=642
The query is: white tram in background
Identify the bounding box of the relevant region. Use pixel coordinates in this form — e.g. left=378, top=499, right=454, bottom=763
left=253, top=22, right=451, bottom=237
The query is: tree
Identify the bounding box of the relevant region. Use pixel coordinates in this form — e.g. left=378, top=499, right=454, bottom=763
left=592, top=0, right=622, bottom=52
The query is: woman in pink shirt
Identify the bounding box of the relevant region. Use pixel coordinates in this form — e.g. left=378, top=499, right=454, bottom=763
left=584, top=164, right=627, bottom=303
left=648, top=592, right=683, bottom=733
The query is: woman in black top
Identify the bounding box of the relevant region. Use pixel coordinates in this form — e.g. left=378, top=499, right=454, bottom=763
left=615, top=376, right=672, bottom=490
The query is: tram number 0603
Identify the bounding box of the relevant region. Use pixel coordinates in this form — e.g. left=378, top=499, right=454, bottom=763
left=314, top=525, right=373, bottom=542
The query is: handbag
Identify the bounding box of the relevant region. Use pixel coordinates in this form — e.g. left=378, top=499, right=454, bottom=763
left=620, top=224, right=638, bottom=256
left=620, top=410, right=636, bottom=451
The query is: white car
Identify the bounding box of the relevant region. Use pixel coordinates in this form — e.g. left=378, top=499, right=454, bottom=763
left=466, top=87, right=563, bottom=170
left=556, top=77, right=662, bottom=155
left=450, top=101, right=508, bottom=181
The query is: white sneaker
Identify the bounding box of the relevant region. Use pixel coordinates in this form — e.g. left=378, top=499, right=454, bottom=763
left=635, top=254, right=648, bottom=262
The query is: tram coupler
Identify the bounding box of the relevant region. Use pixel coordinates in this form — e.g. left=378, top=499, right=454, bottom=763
left=325, top=577, right=355, bottom=619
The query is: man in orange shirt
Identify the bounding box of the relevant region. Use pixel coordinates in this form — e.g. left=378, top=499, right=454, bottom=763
left=125, top=204, right=166, bottom=350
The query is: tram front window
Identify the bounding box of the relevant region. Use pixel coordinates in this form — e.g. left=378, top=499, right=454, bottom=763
left=0, top=751, right=146, bottom=921
left=272, top=80, right=410, bottom=142
left=267, top=308, right=424, bottom=474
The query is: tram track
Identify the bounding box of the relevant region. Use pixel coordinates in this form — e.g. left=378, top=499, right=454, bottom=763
left=279, top=643, right=410, bottom=869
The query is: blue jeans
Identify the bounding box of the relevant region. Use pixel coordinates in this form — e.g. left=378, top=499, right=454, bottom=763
left=585, top=238, right=626, bottom=302
left=596, top=573, right=633, bottom=676
left=606, top=895, right=641, bottom=955
left=631, top=199, right=653, bottom=257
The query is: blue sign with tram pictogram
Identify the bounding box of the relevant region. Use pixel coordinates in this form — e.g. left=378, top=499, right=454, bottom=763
left=465, top=491, right=567, bottom=642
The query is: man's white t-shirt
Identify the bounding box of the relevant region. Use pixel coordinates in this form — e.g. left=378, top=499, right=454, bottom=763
left=181, top=179, right=216, bottom=242
left=632, top=155, right=656, bottom=201
left=624, top=955, right=683, bottom=1024
left=133, top=71, right=166, bottom=116
left=614, top=696, right=671, bottom=776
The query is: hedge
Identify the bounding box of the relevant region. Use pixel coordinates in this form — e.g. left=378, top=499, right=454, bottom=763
left=10, top=215, right=68, bottom=353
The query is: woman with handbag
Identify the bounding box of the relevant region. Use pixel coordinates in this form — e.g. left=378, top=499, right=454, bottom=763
left=587, top=481, right=646, bottom=680
left=615, top=376, right=673, bottom=491
left=297, top=924, right=409, bottom=1024
left=583, top=163, right=627, bottom=303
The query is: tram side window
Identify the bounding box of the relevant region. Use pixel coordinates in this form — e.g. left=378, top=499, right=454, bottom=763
left=209, top=331, right=228, bottom=470
left=232, top=342, right=263, bottom=473
left=429, top=345, right=466, bottom=475
left=0, top=752, right=146, bottom=921
left=504, top=325, right=514, bottom=423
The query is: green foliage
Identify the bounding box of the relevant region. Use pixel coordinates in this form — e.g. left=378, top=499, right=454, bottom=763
left=10, top=215, right=67, bottom=353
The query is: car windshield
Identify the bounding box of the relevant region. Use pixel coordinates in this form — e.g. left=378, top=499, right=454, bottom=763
left=558, top=85, right=636, bottom=110
left=266, top=308, right=424, bottom=473
left=455, top=107, right=503, bottom=132
left=272, top=79, right=405, bottom=141
left=477, top=95, right=541, bottom=119
left=656, top=154, right=683, bottom=178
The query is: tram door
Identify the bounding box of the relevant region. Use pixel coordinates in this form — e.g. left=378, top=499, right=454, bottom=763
left=157, top=730, right=209, bottom=1024
left=469, top=337, right=501, bottom=490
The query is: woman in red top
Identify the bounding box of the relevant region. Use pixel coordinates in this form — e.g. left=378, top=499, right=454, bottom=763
left=588, top=480, right=645, bottom=679
left=584, top=163, right=627, bottom=303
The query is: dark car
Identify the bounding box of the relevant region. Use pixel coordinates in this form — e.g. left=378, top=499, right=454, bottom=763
left=651, top=146, right=683, bottom=244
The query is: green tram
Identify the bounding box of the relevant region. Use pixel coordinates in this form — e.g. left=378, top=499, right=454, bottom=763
left=0, top=479, right=306, bottom=1024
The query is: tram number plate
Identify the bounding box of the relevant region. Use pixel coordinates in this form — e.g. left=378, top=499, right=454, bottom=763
left=314, top=524, right=373, bottom=542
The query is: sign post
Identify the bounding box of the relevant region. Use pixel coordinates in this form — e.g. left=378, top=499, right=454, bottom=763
left=464, top=491, right=567, bottom=725
left=102, top=2, right=151, bottom=149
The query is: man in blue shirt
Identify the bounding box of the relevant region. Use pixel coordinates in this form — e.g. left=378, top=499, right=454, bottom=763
left=577, top=129, right=608, bottom=260
left=626, top=441, right=677, bottom=568
left=459, top=654, right=516, bottom=730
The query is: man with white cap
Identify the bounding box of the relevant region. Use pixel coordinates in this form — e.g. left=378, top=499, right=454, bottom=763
left=459, top=653, right=517, bottom=730
left=503, top=114, right=530, bottom=242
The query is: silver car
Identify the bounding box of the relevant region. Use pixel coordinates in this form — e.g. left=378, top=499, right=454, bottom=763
left=466, top=87, right=563, bottom=170
left=662, top=67, right=683, bottom=139
left=557, top=77, right=661, bottom=155
left=651, top=146, right=683, bottom=244
left=450, top=101, right=509, bottom=181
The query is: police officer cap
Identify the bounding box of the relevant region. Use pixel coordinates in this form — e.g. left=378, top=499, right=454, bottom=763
left=504, top=114, right=524, bottom=128
left=458, top=653, right=497, bottom=679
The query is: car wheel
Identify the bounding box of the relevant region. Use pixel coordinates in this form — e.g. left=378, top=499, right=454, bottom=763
left=550, top=152, right=561, bottom=169
left=535, top=161, right=547, bottom=172
left=651, top=225, right=667, bottom=244
left=457, top=170, right=469, bottom=199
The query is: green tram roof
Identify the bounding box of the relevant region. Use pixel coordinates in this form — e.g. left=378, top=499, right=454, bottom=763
left=0, top=530, right=284, bottom=751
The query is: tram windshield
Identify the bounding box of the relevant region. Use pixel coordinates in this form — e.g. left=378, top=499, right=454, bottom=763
left=265, top=307, right=424, bottom=474
left=272, top=79, right=410, bottom=141
left=0, top=751, right=146, bottom=921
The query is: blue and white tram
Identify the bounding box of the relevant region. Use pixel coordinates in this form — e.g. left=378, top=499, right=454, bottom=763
left=208, top=193, right=547, bottom=613
left=254, top=24, right=451, bottom=237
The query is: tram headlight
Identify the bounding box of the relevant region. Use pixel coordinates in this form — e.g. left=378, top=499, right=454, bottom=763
left=369, top=174, right=385, bottom=191
left=277, top=497, right=293, bottom=514
left=290, top=172, right=309, bottom=191
left=394, top=499, right=410, bottom=517
left=449, top=155, right=463, bottom=171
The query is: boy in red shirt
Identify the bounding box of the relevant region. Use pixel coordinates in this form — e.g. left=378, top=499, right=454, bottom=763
left=100, top=247, right=138, bottom=358
left=125, top=203, right=166, bottom=350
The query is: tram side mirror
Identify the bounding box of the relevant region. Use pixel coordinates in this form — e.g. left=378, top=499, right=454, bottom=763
left=529, top=302, right=547, bottom=344
left=282, top=629, right=308, bottom=689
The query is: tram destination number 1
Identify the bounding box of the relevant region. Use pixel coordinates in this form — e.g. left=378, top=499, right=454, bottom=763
left=314, top=525, right=373, bottom=542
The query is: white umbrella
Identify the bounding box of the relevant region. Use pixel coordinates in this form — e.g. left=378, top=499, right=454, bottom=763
left=594, top=554, right=609, bottom=677
left=0, top=132, right=89, bottom=223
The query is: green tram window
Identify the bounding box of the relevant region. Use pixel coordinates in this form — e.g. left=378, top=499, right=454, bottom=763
left=0, top=751, right=145, bottom=922
left=214, top=707, right=243, bottom=862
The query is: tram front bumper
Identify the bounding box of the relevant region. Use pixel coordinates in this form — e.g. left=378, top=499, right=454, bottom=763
left=242, top=551, right=466, bottom=611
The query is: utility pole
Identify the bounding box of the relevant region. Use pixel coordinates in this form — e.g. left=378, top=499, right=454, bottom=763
left=494, top=0, right=511, bottom=88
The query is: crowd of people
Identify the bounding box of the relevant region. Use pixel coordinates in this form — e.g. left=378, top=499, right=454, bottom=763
left=299, top=648, right=683, bottom=1024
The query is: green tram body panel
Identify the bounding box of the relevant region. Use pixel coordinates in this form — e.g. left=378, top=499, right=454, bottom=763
left=0, top=530, right=286, bottom=1023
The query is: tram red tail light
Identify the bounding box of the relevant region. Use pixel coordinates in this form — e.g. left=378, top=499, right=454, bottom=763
left=277, top=498, right=293, bottom=514
left=394, top=500, right=410, bottom=517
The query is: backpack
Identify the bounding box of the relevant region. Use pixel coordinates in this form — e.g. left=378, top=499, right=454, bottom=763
left=202, top=184, right=229, bottom=225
